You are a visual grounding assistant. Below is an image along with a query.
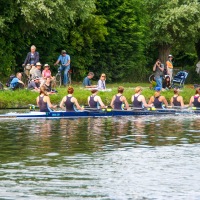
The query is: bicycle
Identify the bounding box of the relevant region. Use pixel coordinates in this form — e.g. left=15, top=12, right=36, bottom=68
left=55, top=69, right=72, bottom=87
left=0, top=81, right=4, bottom=90
left=22, top=64, right=32, bottom=86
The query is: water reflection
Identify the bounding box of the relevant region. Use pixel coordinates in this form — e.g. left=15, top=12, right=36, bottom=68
left=0, top=116, right=200, bottom=199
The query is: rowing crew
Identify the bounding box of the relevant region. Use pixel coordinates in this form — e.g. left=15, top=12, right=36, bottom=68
left=36, top=85, right=200, bottom=112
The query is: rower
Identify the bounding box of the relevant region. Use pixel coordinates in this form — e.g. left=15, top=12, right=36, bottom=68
left=189, top=87, right=200, bottom=107
left=148, top=87, right=168, bottom=109
left=36, top=86, right=57, bottom=112
left=110, top=86, right=129, bottom=110
left=88, top=89, right=107, bottom=109
left=132, top=86, right=152, bottom=109
left=60, top=86, right=83, bottom=111
left=170, top=88, right=184, bottom=107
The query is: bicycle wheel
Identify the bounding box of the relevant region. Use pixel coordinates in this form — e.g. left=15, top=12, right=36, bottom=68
left=68, top=71, right=72, bottom=85
left=149, top=74, right=155, bottom=83
left=0, top=82, right=4, bottom=90
left=55, top=73, right=62, bottom=87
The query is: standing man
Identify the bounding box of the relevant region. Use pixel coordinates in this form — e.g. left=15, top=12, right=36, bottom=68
left=54, top=50, right=70, bottom=86
left=153, top=59, right=164, bottom=89
left=166, top=54, right=173, bottom=83
left=23, top=45, right=39, bottom=66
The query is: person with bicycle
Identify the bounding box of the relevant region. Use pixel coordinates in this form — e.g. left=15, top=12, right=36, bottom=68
left=22, top=45, right=39, bottom=67
left=153, top=59, right=164, bottom=89
left=54, top=50, right=70, bottom=86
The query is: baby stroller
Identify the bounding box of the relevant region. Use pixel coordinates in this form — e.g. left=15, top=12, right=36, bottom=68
left=171, top=70, right=188, bottom=88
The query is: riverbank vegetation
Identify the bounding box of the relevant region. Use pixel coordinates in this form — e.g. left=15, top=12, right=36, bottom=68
left=0, top=84, right=195, bottom=109
left=0, top=0, right=200, bottom=83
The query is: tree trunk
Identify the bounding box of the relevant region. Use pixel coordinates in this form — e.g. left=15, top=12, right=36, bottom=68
left=158, top=44, right=171, bottom=67
left=195, top=39, right=200, bottom=61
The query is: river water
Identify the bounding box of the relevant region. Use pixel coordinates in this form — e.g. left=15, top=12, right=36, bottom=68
left=0, top=114, right=200, bottom=200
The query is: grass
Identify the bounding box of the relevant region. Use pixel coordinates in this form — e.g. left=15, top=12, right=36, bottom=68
left=0, top=82, right=196, bottom=109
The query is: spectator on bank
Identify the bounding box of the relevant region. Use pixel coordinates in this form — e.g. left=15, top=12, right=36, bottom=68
left=22, top=45, right=39, bottom=66
left=166, top=54, right=173, bottom=83
left=162, top=76, right=171, bottom=90
left=153, top=59, right=164, bottom=89
left=42, top=77, right=57, bottom=94
left=32, top=62, right=42, bottom=82
left=82, top=72, right=97, bottom=88
left=42, top=64, right=52, bottom=80
left=54, top=50, right=70, bottom=86
left=97, top=73, right=106, bottom=90
left=10, top=72, right=24, bottom=90
left=28, top=76, right=40, bottom=92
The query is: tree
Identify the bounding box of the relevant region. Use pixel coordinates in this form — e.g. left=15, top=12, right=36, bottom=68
left=145, top=0, right=200, bottom=64
left=92, top=0, right=150, bottom=82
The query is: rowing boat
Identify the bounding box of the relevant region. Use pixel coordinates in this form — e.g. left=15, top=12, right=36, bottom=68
left=0, top=108, right=199, bottom=119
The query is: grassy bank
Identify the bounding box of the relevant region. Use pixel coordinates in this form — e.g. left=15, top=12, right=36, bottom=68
left=0, top=83, right=196, bottom=109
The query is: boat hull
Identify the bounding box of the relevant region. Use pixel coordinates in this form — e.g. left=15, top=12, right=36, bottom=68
left=0, top=109, right=181, bottom=119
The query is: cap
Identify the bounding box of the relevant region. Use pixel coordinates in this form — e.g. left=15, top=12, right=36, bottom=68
left=155, top=87, right=161, bottom=91
left=33, top=76, right=40, bottom=80
left=36, top=62, right=42, bottom=66
left=168, top=54, right=173, bottom=58
left=44, top=64, right=50, bottom=67
left=61, top=50, right=66, bottom=54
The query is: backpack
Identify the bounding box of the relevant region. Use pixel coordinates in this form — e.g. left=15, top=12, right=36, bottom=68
left=6, top=74, right=15, bottom=87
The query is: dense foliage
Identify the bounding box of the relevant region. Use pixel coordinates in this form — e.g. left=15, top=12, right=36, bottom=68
left=0, top=0, right=200, bottom=82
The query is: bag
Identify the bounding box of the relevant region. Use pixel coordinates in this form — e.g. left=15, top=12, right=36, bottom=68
left=6, top=74, right=15, bottom=87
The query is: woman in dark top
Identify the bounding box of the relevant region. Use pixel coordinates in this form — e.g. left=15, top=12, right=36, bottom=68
left=163, top=76, right=171, bottom=90
left=88, top=89, right=106, bottom=108
left=36, top=86, right=56, bottom=112
left=110, top=86, right=129, bottom=110
left=170, top=88, right=184, bottom=107
left=132, top=86, right=151, bottom=108
left=189, top=87, right=200, bottom=108
left=60, top=86, right=83, bottom=111
left=148, top=87, right=168, bottom=109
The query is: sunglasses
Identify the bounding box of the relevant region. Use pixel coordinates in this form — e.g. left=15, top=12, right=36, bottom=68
left=62, top=53, right=66, bottom=54
left=101, top=75, right=106, bottom=77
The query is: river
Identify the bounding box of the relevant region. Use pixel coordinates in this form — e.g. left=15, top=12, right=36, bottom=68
left=0, top=114, right=200, bottom=199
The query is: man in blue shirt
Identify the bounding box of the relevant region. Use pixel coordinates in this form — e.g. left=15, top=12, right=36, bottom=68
left=10, top=72, right=25, bottom=90
left=82, top=72, right=97, bottom=88
left=54, top=50, right=70, bottom=86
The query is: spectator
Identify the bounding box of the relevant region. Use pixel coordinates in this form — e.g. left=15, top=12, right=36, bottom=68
left=97, top=73, right=106, bottom=90
left=42, top=64, right=52, bottom=80
left=162, top=76, right=171, bottom=90
left=166, top=54, right=173, bottom=83
left=153, top=59, right=164, bottom=89
left=54, top=50, right=70, bottom=86
left=33, top=62, right=42, bottom=78
left=28, top=76, right=40, bottom=92
left=82, top=72, right=97, bottom=88
left=10, top=72, right=24, bottom=90
left=23, top=45, right=39, bottom=66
